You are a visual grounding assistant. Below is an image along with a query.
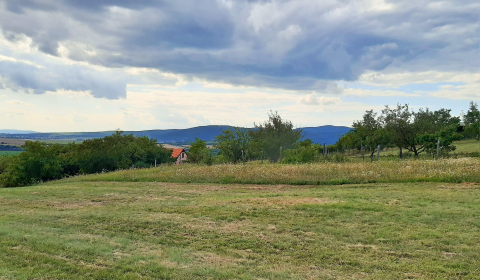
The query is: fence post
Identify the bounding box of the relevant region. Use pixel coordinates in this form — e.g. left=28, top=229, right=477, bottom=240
left=279, top=146, right=282, bottom=162
left=361, top=145, right=364, bottom=162
left=377, top=145, right=381, bottom=160
left=323, top=143, right=326, bottom=159
left=155, top=159, right=157, bottom=167
left=437, top=139, right=440, bottom=159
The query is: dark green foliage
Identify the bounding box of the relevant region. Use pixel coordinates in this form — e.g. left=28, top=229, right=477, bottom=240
left=186, top=137, right=213, bottom=164
left=417, top=127, right=463, bottom=157
left=0, top=132, right=172, bottom=187
left=336, top=105, right=463, bottom=159
left=283, top=139, right=319, bottom=163
left=251, top=111, right=302, bottom=163
left=76, top=131, right=171, bottom=173
left=381, top=104, right=460, bottom=157
left=283, top=145, right=318, bottom=163
left=462, top=101, right=480, bottom=140
left=214, top=127, right=259, bottom=163
left=351, top=110, right=391, bottom=158
left=0, top=145, right=23, bottom=151
left=0, top=155, right=15, bottom=176
left=0, top=142, right=71, bottom=187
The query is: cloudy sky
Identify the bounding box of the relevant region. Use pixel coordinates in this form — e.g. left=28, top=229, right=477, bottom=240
left=0, top=0, right=478, bottom=132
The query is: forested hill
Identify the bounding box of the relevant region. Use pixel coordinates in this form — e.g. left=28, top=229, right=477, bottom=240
left=301, top=126, right=352, bottom=145
left=0, top=125, right=351, bottom=145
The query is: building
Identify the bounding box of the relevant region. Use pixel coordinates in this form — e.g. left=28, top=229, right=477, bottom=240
left=171, top=148, right=187, bottom=165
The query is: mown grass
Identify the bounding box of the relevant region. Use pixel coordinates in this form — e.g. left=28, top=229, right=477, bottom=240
left=0, top=181, right=479, bottom=279
left=451, top=139, right=480, bottom=154
left=65, top=158, right=480, bottom=186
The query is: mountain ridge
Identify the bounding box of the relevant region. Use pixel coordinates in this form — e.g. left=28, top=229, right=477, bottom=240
left=0, top=125, right=351, bottom=145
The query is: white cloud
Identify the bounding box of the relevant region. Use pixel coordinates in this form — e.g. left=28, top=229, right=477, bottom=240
left=298, top=94, right=341, bottom=105
left=358, top=71, right=480, bottom=87
left=429, top=82, right=480, bottom=100
left=344, top=88, right=420, bottom=97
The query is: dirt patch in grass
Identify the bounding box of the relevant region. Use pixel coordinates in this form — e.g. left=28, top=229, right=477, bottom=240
left=50, top=200, right=105, bottom=209
left=138, top=195, right=187, bottom=201
left=346, top=243, right=379, bottom=251
left=195, top=252, right=244, bottom=267
left=222, top=197, right=340, bottom=207
left=439, top=182, right=480, bottom=189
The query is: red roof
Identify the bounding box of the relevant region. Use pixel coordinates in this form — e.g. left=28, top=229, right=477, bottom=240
left=170, top=149, right=185, bottom=158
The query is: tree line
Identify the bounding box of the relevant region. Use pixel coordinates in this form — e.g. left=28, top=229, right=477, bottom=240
left=186, top=111, right=302, bottom=164
left=0, top=131, right=173, bottom=187
left=334, top=102, right=479, bottom=159
left=0, top=102, right=478, bottom=187
left=189, top=102, right=479, bottom=164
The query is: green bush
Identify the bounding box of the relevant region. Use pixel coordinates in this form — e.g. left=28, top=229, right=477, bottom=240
left=0, top=132, right=173, bottom=187
left=283, top=146, right=318, bottom=163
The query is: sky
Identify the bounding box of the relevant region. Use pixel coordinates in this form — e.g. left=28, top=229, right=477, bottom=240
left=0, top=0, right=478, bottom=132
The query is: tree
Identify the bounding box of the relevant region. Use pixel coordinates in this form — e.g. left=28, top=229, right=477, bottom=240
left=416, top=126, right=463, bottom=157
left=351, top=110, right=391, bottom=159
left=76, top=131, right=172, bottom=173
left=283, top=139, right=318, bottom=163
left=214, top=127, right=258, bottom=163
left=251, top=111, right=302, bottom=163
left=463, top=101, right=480, bottom=140
left=0, top=141, right=74, bottom=187
left=0, top=132, right=173, bottom=187
left=186, top=137, right=212, bottom=164
left=381, top=104, right=460, bottom=157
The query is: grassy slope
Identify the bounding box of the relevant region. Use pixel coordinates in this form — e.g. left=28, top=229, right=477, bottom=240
left=452, top=139, right=480, bottom=153
left=0, top=181, right=479, bottom=279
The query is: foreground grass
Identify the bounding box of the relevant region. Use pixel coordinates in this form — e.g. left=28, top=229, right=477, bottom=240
left=0, top=181, right=479, bottom=279
left=66, top=158, right=480, bottom=186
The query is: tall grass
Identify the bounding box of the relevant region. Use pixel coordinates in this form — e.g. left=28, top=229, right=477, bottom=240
left=65, top=157, right=480, bottom=185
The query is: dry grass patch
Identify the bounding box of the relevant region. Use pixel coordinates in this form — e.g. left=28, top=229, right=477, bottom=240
left=65, top=157, right=480, bottom=186
left=195, top=252, right=244, bottom=267
left=220, top=197, right=340, bottom=207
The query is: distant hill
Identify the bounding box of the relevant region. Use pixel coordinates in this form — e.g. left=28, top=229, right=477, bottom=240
left=301, top=126, right=351, bottom=145
left=0, top=125, right=350, bottom=145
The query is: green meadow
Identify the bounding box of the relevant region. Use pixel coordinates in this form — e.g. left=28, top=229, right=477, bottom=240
left=1, top=157, right=480, bottom=279
left=0, top=151, right=22, bottom=157
left=0, top=140, right=479, bottom=279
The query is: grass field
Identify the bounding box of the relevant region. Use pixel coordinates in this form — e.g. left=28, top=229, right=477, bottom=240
left=0, top=151, right=22, bottom=156
left=66, top=158, right=480, bottom=186
left=451, top=139, right=480, bottom=154
left=0, top=140, right=479, bottom=279
left=0, top=180, right=479, bottom=279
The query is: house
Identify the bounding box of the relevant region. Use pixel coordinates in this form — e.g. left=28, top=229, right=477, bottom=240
left=171, top=148, right=187, bottom=165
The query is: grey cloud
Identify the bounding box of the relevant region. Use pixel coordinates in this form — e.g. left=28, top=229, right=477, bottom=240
left=0, top=60, right=126, bottom=99
left=0, top=0, right=478, bottom=93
